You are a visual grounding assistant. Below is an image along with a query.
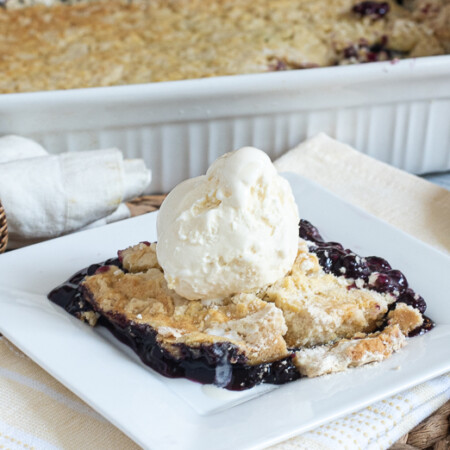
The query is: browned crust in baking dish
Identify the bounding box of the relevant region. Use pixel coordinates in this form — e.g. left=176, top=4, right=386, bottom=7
left=1, top=0, right=449, bottom=93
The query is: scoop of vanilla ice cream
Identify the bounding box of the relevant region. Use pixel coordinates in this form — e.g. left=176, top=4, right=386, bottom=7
left=156, top=147, right=299, bottom=300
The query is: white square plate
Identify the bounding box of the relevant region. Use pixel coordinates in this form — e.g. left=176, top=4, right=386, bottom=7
left=0, top=173, right=449, bottom=450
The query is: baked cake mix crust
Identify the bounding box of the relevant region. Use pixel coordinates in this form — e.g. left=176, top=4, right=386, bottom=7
left=48, top=220, right=433, bottom=390
left=1, top=0, right=449, bottom=93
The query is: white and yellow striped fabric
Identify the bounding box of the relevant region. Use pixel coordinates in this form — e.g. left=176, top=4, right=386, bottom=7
left=1, top=134, right=449, bottom=449
left=270, top=374, right=450, bottom=450
left=1, top=338, right=448, bottom=450
left=0, top=336, right=138, bottom=449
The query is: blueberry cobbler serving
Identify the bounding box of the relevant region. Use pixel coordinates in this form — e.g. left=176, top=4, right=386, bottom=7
left=48, top=147, right=434, bottom=390
left=1, top=0, right=449, bottom=93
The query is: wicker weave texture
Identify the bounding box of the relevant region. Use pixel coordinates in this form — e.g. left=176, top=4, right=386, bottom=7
left=126, top=194, right=167, bottom=217
left=390, top=401, right=449, bottom=450
left=0, top=201, right=7, bottom=253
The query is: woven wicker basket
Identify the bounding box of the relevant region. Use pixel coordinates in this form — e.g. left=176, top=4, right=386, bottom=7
left=0, top=201, right=7, bottom=253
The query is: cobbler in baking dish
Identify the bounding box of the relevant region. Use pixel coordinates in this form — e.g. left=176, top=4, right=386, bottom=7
left=48, top=219, right=433, bottom=390
left=1, top=0, right=449, bottom=93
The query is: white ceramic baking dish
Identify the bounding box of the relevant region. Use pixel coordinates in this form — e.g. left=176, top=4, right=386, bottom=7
left=1, top=55, right=449, bottom=194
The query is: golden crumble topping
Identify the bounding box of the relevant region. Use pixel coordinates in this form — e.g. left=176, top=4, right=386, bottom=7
left=387, top=302, right=424, bottom=335
left=83, top=243, right=289, bottom=365
left=81, top=240, right=424, bottom=374
left=293, top=299, right=423, bottom=377
left=293, top=324, right=406, bottom=377
left=262, top=241, right=395, bottom=347
left=1, top=0, right=448, bottom=93
left=119, top=241, right=160, bottom=273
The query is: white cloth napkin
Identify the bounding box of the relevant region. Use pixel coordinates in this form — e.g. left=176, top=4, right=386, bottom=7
left=274, top=133, right=450, bottom=254
left=0, top=135, right=48, bottom=163
left=0, top=135, right=151, bottom=248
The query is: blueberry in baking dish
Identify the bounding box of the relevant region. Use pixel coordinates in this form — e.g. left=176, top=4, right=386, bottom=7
left=48, top=220, right=433, bottom=390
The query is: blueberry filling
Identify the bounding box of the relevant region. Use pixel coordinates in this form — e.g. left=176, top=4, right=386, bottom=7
left=408, top=316, right=434, bottom=337
left=300, top=219, right=434, bottom=337
left=352, top=1, right=390, bottom=19
left=301, top=219, right=408, bottom=296
left=48, top=220, right=434, bottom=390
left=97, top=307, right=300, bottom=390
left=48, top=258, right=299, bottom=391
left=340, top=36, right=405, bottom=64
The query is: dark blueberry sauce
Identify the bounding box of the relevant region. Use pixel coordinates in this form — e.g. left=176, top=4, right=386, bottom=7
left=97, top=310, right=300, bottom=390
left=341, top=36, right=403, bottom=64
left=352, top=1, right=390, bottom=19
left=48, top=256, right=299, bottom=391
left=48, top=220, right=433, bottom=390
left=299, top=219, right=434, bottom=337
left=408, top=315, right=434, bottom=337
left=48, top=257, right=121, bottom=318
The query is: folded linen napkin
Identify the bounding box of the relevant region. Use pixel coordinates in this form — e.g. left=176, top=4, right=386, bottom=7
left=0, top=135, right=151, bottom=248
left=274, top=133, right=450, bottom=255
left=0, top=135, right=48, bottom=163
left=0, top=134, right=449, bottom=449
